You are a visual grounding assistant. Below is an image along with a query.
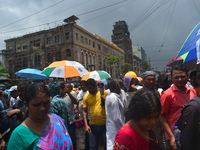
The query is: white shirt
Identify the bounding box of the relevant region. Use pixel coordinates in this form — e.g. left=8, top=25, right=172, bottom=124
left=77, top=90, right=88, bottom=119
left=63, top=91, right=77, bottom=124
left=10, top=96, right=19, bottom=107
left=105, top=92, right=125, bottom=150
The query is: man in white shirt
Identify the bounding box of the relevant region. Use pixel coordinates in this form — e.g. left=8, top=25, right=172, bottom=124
left=62, top=83, right=78, bottom=150
left=105, top=79, right=125, bottom=150
left=8, top=86, right=19, bottom=107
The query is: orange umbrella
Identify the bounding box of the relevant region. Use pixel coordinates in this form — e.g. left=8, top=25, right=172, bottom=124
left=42, top=60, right=88, bottom=78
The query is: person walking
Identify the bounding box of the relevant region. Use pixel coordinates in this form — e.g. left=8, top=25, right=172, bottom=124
left=160, top=65, right=197, bottom=150
left=83, top=78, right=109, bottom=150
left=105, top=79, right=125, bottom=150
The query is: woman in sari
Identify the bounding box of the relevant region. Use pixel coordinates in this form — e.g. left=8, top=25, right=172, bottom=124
left=7, top=82, right=73, bottom=150
left=113, top=90, right=162, bottom=150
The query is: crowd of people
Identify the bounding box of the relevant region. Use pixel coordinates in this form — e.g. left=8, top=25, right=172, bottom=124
left=0, top=64, right=200, bottom=150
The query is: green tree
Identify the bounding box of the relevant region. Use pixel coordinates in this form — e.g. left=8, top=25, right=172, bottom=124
left=0, top=65, right=10, bottom=77
left=121, top=63, right=132, bottom=75
left=107, top=56, right=124, bottom=77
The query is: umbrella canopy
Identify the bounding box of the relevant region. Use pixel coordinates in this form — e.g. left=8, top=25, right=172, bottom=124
left=42, top=60, right=88, bottom=78
left=15, top=68, right=48, bottom=80
left=125, top=71, right=137, bottom=78
left=166, top=56, right=183, bottom=67
left=0, top=76, right=11, bottom=82
left=177, top=22, right=200, bottom=67
left=81, top=71, right=111, bottom=81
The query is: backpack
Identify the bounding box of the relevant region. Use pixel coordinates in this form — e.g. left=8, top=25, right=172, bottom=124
left=176, top=97, right=200, bottom=126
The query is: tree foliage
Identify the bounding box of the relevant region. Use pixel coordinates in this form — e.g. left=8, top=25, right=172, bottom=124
left=0, top=65, right=10, bottom=77
left=107, top=56, right=124, bottom=77
left=121, top=63, right=132, bottom=75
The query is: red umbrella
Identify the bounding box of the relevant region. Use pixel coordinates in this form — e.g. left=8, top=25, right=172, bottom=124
left=167, top=56, right=183, bottom=67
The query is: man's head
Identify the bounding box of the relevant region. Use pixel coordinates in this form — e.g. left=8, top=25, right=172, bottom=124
left=142, top=71, right=156, bottom=90
left=196, top=71, right=200, bottom=87
left=108, top=79, right=120, bottom=94
left=60, top=82, right=66, bottom=97
left=49, top=81, right=61, bottom=97
left=65, top=83, right=72, bottom=93
left=190, top=70, right=198, bottom=88
left=8, top=86, right=18, bottom=98
left=98, top=83, right=104, bottom=89
left=80, top=80, right=87, bottom=92
left=171, top=65, right=188, bottom=88
left=17, top=81, right=30, bottom=101
left=86, top=78, right=98, bottom=94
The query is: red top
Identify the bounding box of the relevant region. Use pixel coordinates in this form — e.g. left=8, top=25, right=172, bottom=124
left=113, top=123, right=150, bottom=150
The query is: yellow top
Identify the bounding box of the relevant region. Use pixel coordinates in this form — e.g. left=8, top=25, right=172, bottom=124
left=83, top=90, right=109, bottom=125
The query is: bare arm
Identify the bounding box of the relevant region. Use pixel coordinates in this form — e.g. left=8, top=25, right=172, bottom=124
left=83, top=107, right=91, bottom=135
left=0, top=133, right=5, bottom=150
left=160, top=114, right=177, bottom=150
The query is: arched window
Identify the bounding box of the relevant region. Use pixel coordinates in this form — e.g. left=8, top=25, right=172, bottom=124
left=47, top=53, right=53, bottom=64
left=66, top=49, right=71, bottom=57
left=34, top=53, right=41, bottom=66
left=23, top=57, right=28, bottom=68
left=56, top=51, right=61, bottom=61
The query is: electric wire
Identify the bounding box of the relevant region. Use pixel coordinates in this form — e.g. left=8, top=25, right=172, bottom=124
left=0, top=0, right=64, bottom=30
left=0, top=0, right=128, bottom=35
left=0, top=0, right=91, bottom=33
left=129, top=0, right=168, bottom=31
left=151, top=0, right=177, bottom=60
left=80, top=0, right=135, bottom=24
left=76, top=0, right=128, bottom=17
left=0, top=0, right=27, bottom=12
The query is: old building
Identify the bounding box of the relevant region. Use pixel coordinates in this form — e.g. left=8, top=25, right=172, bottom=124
left=111, top=21, right=133, bottom=65
left=4, top=15, right=125, bottom=80
left=132, top=52, right=142, bottom=76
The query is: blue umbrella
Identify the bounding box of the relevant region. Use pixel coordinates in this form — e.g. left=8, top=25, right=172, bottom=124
left=177, top=22, right=200, bottom=68
left=15, top=68, right=48, bottom=80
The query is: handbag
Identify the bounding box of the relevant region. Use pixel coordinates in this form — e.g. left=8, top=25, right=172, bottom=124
left=75, top=113, right=84, bottom=129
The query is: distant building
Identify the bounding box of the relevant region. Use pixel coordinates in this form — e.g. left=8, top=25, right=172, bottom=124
left=132, top=52, right=142, bottom=75
left=132, top=45, right=147, bottom=62
left=132, top=45, right=148, bottom=73
left=112, top=21, right=133, bottom=65
left=4, top=15, right=125, bottom=80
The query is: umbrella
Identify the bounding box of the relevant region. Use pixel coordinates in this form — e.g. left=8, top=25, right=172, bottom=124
left=15, top=68, right=48, bottom=80
left=125, top=71, right=137, bottom=78
left=176, top=22, right=200, bottom=68
left=42, top=60, right=88, bottom=78
left=81, top=71, right=111, bottom=81
left=166, top=56, right=183, bottom=67
left=0, top=76, right=11, bottom=82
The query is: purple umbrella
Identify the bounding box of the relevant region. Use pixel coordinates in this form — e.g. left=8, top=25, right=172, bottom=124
left=167, top=56, right=183, bottom=67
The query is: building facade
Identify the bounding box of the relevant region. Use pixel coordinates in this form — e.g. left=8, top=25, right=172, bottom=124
left=132, top=45, right=147, bottom=62
left=111, top=21, right=133, bottom=65
left=4, top=17, right=125, bottom=80
left=132, top=52, right=142, bottom=76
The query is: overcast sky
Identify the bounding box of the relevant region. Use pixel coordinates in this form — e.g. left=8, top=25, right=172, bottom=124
left=0, top=0, right=200, bottom=72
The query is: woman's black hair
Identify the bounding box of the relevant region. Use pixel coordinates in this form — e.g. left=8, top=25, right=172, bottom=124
left=125, top=89, right=162, bottom=121
left=24, top=82, right=50, bottom=105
